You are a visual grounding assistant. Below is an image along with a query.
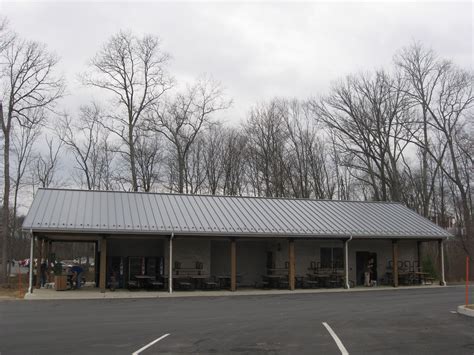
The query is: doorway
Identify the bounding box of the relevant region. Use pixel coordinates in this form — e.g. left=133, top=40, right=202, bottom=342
left=356, top=251, right=377, bottom=285
left=266, top=251, right=275, bottom=270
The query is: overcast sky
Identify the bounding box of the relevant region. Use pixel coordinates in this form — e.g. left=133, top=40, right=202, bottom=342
left=1, top=1, right=472, bottom=124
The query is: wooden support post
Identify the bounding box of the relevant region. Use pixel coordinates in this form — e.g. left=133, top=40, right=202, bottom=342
left=230, top=238, right=237, bottom=292
left=45, top=240, right=50, bottom=282
left=35, top=238, right=43, bottom=289
left=417, top=241, right=422, bottom=271
left=392, top=240, right=398, bottom=287
left=94, top=241, right=99, bottom=287
left=99, top=238, right=107, bottom=293
left=439, top=239, right=446, bottom=286
left=288, top=239, right=295, bottom=290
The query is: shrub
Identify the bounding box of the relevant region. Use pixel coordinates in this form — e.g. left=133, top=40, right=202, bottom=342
left=422, top=257, right=438, bottom=280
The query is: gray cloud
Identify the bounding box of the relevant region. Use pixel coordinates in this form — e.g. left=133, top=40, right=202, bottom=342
left=2, top=1, right=472, bottom=124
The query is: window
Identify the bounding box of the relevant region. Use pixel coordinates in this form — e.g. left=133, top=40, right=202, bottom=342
left=320, top=247, right=343, bottom=269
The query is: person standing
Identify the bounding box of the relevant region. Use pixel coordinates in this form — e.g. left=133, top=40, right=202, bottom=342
left=70, top=265, right=84, bottom=289
left=40, top=261, right=47, bottom=287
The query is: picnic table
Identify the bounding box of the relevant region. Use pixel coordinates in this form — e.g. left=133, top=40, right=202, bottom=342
left=217, top=274, right=242, bottom=289
left=263, top=274, right=286, bottom=288
left=134, top=275, right=154, bottom=288
left=173, top=274, right=210, bottom=289
left=414, top=272, right=432, bottom=284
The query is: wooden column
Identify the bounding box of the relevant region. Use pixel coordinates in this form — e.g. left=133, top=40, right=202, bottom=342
left=392, top=240, right=398, bottom=287
left=45, top=240, right=50, bottom=263
left=288, top=239, right=295, bottom=290
left=46, top=240, right=52, bottom=282
left=35, top=238, right=43, bottom=289
left=438, top=239, right=446, bottom=286
left=99, top=238, right=107, bottom=293
left=230, top=238, right=237, bottom=292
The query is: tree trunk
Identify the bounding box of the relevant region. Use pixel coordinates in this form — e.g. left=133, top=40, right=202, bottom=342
left=128, top=127, right=138, bottom=192
left=421, top=107, right=429, bottom=217
left=177, top=149, right=185, bottom=193
left=1, top=120, right=10, bottom=284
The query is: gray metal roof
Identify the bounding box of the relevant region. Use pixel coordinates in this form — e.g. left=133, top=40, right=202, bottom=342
left=22, top=188, right=451, bottom=239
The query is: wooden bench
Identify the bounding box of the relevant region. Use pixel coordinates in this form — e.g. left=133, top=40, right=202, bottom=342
left=148, top=280, right=164, bottom=289
left=304, top=280, right=319, bottom=288
left=203, top=280, right=218, bottom=290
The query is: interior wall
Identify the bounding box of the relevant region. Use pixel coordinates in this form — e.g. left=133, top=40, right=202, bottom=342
left=107, top=238, right=164, bottom=257
left=141, top=236, right=419, bottom=288
left=167, top=238, right=211, bottom=275
left=210, top=240, right=268, bottom=287
left=210, top=240, right=230, bottom=276
left=236, top=240, right=268, bottom=286
left=347, top=239, right=418, bottom=285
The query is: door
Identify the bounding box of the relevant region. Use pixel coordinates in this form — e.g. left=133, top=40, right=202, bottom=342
left=356, top=252, right=369, bottom=285
left=266, top=251, right=275, bottom=270
left=356, top=252, right=377, bottom=285
left=110, top=257, right=124, bottom=288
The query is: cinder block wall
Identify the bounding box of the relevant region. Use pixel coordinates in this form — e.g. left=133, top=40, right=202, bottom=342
left=259, top=238, right=418, bottom=285
left=210, top=240, right=268, bottom=287
left=236, top=241, right=268, bottom=286
left=164, top=238, right=211, bottom=276
left=210, top=240, right=230, bottom=276
left=347, top=240, right=417, bottom=285
left=161, top=237, right=419, bottom=287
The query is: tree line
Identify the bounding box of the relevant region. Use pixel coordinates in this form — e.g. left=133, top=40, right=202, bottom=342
left=1, top=18, right=472, bottom=283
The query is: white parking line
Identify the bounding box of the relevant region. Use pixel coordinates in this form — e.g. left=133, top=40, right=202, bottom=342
left=322, top=322, right=349, bottom=355
left=450, top=311, right=457, bottom=314
left=132, top=333, right=170, bottom=355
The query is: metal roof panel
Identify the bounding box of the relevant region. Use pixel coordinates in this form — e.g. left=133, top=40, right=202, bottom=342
left=22, top=189, right=452, bottom=239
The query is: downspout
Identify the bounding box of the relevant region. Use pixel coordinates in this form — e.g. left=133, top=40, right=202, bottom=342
left=344, top=235, right=353, bottom=289
left=168, top=232, right=174, bottom=294
left=28, top=230, right=34, bottom=294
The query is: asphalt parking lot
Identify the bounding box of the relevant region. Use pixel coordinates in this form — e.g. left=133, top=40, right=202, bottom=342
left=0, top=286, right=473, bottom=354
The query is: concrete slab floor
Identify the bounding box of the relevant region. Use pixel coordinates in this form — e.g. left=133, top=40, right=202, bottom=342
left=22, top=284, right=446, bottom=300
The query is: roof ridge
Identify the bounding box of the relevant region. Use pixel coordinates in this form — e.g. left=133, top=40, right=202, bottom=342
left=36, top=187, right=403, bottom=205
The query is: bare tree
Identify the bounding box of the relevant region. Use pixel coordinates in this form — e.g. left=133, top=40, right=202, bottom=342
left=183, top=135, right=207, bottom=194
left=397, top=44, right=474, bottom=256
left=8, top=108, right=43, bottom=276
left=147, top=78, right=230, bottom=193
left=425, top=67, right=473, bottom=255
left=244, top=99, right=289, bottom=197
left=222, top=128, right=248, bottom=196
left=134, top=134, right=164, bottom=192
left=283, top=100, right=337, bottom=199
left=32, top=137, right=63, bottom=189
left=57, top=103, right=116, bottom=190
left=202, top=123, right=226, bottom=195
left=82, top=31, right=172, bottom=192
left=395, top=43, right=450, bottom=216
left=0, top=27, right=64, bottom=283
left=310, top=71, right=413, bottom=202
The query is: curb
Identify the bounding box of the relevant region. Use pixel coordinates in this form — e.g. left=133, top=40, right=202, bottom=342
left=457, top=305, right=474, bottom=317
left=20, top=284, right=447, bottom=301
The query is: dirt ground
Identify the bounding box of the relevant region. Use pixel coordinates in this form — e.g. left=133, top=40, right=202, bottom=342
left=0, top=275, right=29, bottom=299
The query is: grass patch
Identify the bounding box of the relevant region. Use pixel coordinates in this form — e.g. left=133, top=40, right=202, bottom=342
left=0, top=284, right=27, bottom=299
